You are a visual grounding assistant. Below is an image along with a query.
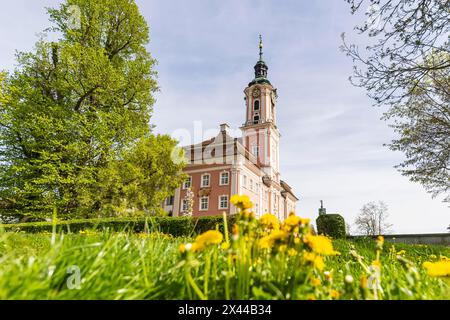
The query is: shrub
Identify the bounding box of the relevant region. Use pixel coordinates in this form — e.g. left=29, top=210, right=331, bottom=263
left=193, top=215, right=238, bottom=235
left=0, top=215, right=238, bottom=237
left=316, top=214, right=346, bottom=239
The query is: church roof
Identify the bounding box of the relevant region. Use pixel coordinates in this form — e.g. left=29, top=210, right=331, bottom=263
left=248, top=76, right=271, bottom=87
left=280, top=180, right=300, bottom=201
left=182, top=128, right=259, bottom=166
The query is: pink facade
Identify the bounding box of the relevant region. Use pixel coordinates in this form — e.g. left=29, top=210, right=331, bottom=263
left=178, top=164, right=232, bottom=217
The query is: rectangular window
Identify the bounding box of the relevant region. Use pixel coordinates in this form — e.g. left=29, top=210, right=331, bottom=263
left=243, top=175, right=247, bottom=188
left=218, top=195, right=229, bottom=210
left=183, top=176, right=192, bottom=189
left=255, top=203, right=259, bottom=215
left=182, top=199, right=189, bottom=212
left=199, top=197, right=209, bottom=211
left=252, top=145, right=259, bottom=157
left=220, top=172, right=229, bottom=185
left=250, top=179, right=253, bottom=191
left=201, top=174, right=210, bottom=187
left=166, top=196, right=174, bottom=206
left=274, top=196, right=278, bottom=214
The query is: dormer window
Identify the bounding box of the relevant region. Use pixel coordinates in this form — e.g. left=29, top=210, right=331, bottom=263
left=254, top=100, right=260, bottom=111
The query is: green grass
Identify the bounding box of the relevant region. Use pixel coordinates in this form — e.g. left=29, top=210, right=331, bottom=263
left=330, top=239, right=450, bottom=299
left=0, top=230, right=448, bottom=300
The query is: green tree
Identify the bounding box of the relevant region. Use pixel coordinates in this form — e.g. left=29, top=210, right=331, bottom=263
left=383, top=53, right=450, bottom=202
left=0, top=0, right=182, bottom=219
left=341, top=0, right=450, bottom=203
left=90, top=135, right=187, bottom=217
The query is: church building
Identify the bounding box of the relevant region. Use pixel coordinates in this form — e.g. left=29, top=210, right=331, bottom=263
left=164, top=37, right=298, bottom=220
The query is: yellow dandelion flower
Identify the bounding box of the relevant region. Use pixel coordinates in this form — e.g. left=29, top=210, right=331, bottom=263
left=372, top=260, right=382, bottom=268
left=195, top=230, right=223, bottom=247
left=259, top=236, right=272, bottom=250
left=314, top=256, right=325, bottom=271
left=330, top=290, right=340, bottom=299
left=312, top=278, right=321, bottom=287
left=232, top=224, right=239, bottom=236
left=283, top=214, right=301, bottom=227
left=138, top=233, right=150, bottom=239
left=307, top=295, right=316, bottom=300
left=397, top=250, right=406, bottom=255
left=422, top=261, right=450, bottom=277
left=303, top=251, right=316, bottom=261
left=242, top=210, right=256, bottom=219
left=269, top=229, right=289, bottom=242
left=288, top=248, right=298, bottom=257
left=259, top=213, right=280, bottom=230
left=299, top=218, right=310, bottom=226
left=360, top=276, right=368, bottom=289
left=258, top=229, right=289, bottom=249
left=179, top=244, right=186, bottom=253
left=230, top=194, right=253, bottom=210
left=303, top=251, right=325, bottom=271
left=191, top=242, right=204, bottom=252
left=304, top=234, right=339, bottom=256
left=376, top=235, right=384, bottom=249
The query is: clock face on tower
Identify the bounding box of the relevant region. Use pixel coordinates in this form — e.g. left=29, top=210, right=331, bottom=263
left=252, top=88, right=261, bottom=98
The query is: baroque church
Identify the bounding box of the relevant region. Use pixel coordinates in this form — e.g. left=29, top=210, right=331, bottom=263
left=164, top=37, right=298, bottom=220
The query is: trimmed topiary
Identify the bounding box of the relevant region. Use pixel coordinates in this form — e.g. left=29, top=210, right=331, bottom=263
left=316, top=214, right=346, bottom=239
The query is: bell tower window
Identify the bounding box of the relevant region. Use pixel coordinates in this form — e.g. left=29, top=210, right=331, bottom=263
left=254, top=100, right=260, bottom=111
left=253, top=115, right=260, bottom=124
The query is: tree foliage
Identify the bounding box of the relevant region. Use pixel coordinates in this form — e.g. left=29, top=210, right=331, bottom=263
left=0, top=0, right=184, bottom=219
left=354, top=201, right=393, bottom=236
left=92, top=135, right=187, bottom=217
left=341, top=0, right=450, bottom=202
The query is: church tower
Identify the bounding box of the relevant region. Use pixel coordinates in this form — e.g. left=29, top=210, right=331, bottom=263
left=241, top=36, right=281, bottom=183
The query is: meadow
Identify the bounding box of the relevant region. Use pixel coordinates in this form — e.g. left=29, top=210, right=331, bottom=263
left=0, top=196, right=449, bottom=300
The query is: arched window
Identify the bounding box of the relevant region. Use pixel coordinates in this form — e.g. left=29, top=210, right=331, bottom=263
left=254, top=100, right=260, bottom=111
left=253, top=115, right=260, bottom=124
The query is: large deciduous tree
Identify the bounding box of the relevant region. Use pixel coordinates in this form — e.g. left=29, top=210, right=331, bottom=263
left=0, top=0, right=185, bottom=219
left=354, top=201, right=393, bottom=236
left=341, top=0, right=450, bottom=203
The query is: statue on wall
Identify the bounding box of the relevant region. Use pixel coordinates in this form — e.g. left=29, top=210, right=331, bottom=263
left=319, top=200, right=327, bottom=216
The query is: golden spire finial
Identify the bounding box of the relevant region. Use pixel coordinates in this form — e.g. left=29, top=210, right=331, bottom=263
left=259, top=35, right=263, bottom=60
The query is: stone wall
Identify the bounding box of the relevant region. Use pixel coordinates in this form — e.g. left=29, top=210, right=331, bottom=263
left=351, top=233, right=450, bottom=246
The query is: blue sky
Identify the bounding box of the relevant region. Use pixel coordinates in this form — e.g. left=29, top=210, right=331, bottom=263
left=0, top=0, right=448, bottom=233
